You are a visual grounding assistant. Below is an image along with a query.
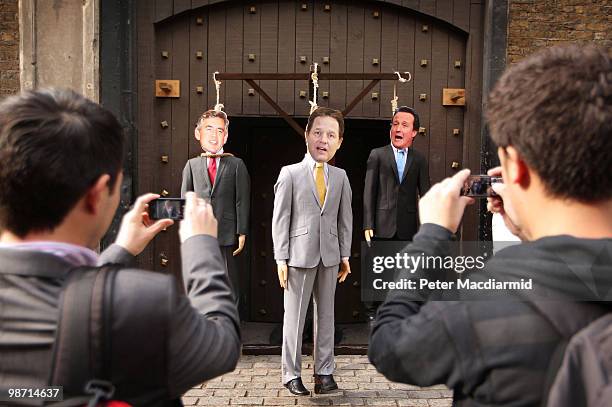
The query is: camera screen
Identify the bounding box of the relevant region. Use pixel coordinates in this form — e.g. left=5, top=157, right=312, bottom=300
left=150, top=198, right=185, bottom=220
left=461, top=176, right=503, bottom=198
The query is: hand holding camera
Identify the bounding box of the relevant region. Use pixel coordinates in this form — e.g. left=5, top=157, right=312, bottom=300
left=418, top=169, right=475, bottom=233
left=115, top=193, right=175, bottom=255
left=486, top=167, right=524, bottom=239
left=179, top=191, right=218, bottom=243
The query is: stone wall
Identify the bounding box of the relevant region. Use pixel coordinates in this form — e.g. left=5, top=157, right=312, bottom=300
left=508, top=0, right=612, bottom=63
left=0, top=0, right=18, bottom=98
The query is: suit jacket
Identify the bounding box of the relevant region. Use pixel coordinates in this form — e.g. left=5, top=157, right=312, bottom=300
left=363, top=145, right=430, bottom=240
left=0, top=235, right=240, bottom=406
left=181, top=155, right=250, bottom=246
left=272, top=156, right=353, bottom=269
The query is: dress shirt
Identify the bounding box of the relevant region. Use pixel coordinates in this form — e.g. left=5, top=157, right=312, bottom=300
left=391, top=144, right=408, bottom=168
left=206, top=148, right=223, bottom=178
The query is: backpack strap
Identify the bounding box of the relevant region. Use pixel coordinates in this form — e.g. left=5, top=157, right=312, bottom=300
left=48, top=265, right=120, bottom=403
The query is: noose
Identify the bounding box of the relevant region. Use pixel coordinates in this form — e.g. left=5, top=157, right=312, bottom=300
left=309, top=63, right=319, bottom=114
left=213, top=71, right=224, bottom=113
left=391, top=71, right=412, bottom=114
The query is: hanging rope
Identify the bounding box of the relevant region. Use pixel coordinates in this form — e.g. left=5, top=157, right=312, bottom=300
left=391, top=71, right=412, bottom=114
left=213, top=71, right=224, bottom=112
left=309, top=63, right=319, bottom=114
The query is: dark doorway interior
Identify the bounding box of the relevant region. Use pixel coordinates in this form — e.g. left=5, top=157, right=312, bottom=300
left=226, top=116, right=390, bottom=324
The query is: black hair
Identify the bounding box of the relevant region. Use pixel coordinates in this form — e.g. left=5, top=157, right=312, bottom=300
left=0, top=88, right=125, bottom=236
left=392, top=106, right=420, bottom=130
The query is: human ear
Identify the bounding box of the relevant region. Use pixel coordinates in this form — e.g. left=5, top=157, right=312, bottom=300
left=500, top=146, right=530, bottom=189
left=84, top=174, right=111, bottom=215
left=194, top=128, right=201, bottom=141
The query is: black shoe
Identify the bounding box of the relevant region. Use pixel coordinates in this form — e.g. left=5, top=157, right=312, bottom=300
left=314, top=374, right=338, bottom=394
left=284, top=378, right=310, bottom=396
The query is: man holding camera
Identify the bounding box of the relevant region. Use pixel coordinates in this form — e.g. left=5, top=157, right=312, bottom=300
left=369, top=45, right=612, bottom=406
left=0, top=89, right=240, bottom=405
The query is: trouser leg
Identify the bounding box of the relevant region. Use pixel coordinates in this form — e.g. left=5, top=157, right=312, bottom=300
left=313, top=261, right=338, bottom=376
left=282, top=265, right=316, bottom=384
left=220, top=245, right=240, bottom=307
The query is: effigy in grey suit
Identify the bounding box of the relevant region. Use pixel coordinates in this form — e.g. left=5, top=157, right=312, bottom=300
left=181, top=109, right=250, bottom=305
left=272, top=107, right=353, bottom=396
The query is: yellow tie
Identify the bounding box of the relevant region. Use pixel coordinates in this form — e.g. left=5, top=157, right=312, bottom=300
left=315, top=163, right=326, bottom=206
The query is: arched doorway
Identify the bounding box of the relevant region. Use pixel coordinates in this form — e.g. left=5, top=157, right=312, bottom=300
left=135, top=0, right=486, bottom=324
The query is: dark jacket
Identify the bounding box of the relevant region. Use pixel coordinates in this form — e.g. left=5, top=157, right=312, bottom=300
left=547, top=313, right=612, bottom=407
left=368, top=224, right=612, bottom=407
left=0, top=235, right=240, bottom=406
left=181, top=155, right=250, bottom=246
left=363, top=145, right=430, bottom=240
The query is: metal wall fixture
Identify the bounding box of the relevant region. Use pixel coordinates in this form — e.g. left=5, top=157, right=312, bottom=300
left=161, top=155, right=169, bottom=163
left=418, top=126, right=427, bottom=135
left=160, top=253, right=168, bottom=267
left=451, top=161, right=460, bottom=169
left=419, top=93, right=427, bottom=101
left=453, top=128, right=461, bottom=136
left=422, top=24, right=429, bottom=32
left=259, top=309, right=267, bottom=315
left=371, top=92, right=379, bottom=100
left=301, top=3, right=308, bottom=10
left=373, top=11, right=380, bottom=18
left=160, top=120, right=169, bottom=128
left=161, top=51, right=169, bottom=59
left=324, top=4, right=331, bottom=11
left=322, top=91, right=329, bottom=99
left=195, top=51, right=203, bottom=59
left=372, top=58, right=379, bottom=65
left=454, top=60, right=462, bottom=68
left=248, top=53, right=256, bottom=61
left=196, top=86, right=204, bottom=94
left=299, top=90, right=307, bottom=98
left=249, top=5, right=256, bottom=13
left=322, top=56, right=330, bottom=64
left=248, top=88, right=255, bottom=96
left=196, top=16, right=203, bottom=25
left=300, top=55, right=307, bottom=63
left=161, top=189, right=169, bottom=197
left=420, top=59, right=428, bottom=67
left=155, top=80, right=180, bottom=98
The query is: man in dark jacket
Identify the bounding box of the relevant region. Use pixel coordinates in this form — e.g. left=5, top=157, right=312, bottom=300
left=368, top=45, right=612, bottom=406
left=363, top=106, right=430, bottom=243
left=0, top=89, right=240, bottom=406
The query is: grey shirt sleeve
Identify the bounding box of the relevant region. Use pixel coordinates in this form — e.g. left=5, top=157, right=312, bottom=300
left=98, top=243, right=136, bottom=267
left=167, top=234, right=241, bottom=396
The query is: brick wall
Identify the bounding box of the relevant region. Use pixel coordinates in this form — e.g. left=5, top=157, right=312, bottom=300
left=508, top=0, right=612, bottom=63
left=0, top=0, right=18, bottom=98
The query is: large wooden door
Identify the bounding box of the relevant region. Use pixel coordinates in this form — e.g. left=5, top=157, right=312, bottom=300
left=136, top=0, right=484, bottom=322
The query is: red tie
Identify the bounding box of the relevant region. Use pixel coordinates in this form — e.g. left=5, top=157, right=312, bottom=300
left=208, top=157, right=217, bottom=186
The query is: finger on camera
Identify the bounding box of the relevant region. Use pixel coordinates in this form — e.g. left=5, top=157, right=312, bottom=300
left=150, top=219, right=174, bottom=234
left=487, top=166, right=502, bottom=177
left=133, top=193, right=161, bottom=213
left=450, top=169, right=472, bottom=192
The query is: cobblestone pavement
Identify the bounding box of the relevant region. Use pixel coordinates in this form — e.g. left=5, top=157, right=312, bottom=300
left=182, top=355, right=452, bottom=406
